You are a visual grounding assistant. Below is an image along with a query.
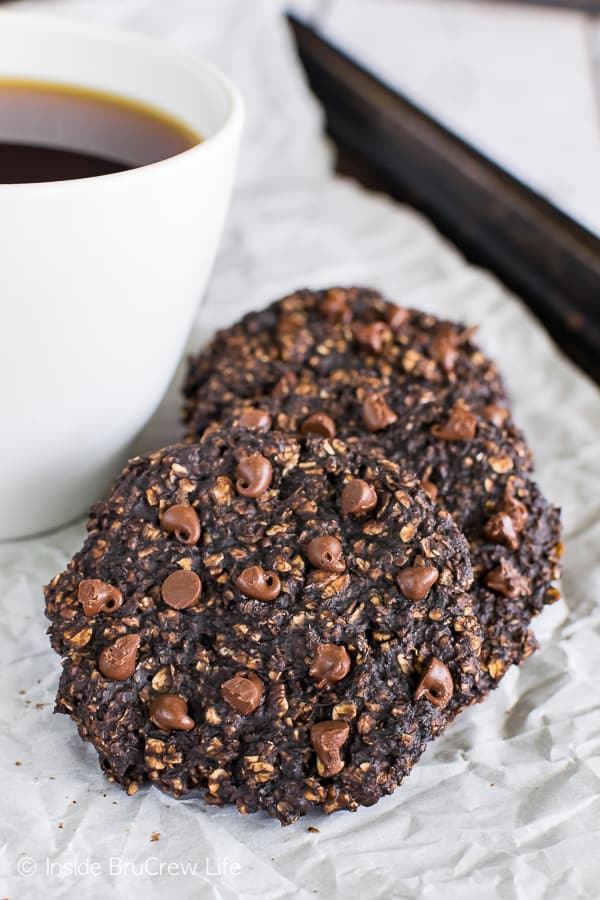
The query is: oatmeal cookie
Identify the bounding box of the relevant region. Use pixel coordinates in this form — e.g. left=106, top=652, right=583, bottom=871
left=182, top=287, right=561, bottom=694
left=45, top=428, right=481, bottom=824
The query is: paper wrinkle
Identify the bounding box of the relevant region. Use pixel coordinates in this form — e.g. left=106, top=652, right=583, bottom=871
left=1, top=1, right=599, bottom=898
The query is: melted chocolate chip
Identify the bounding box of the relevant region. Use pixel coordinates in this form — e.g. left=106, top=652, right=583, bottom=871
left=319, top=289, right=353, bottom=323
left=384, top=303, right=410, bottom=330
left=397, top=563, right=439, bottom=601
left=98, top=634, right=140, bottom=681
left=306, top=536, right=346, bottom=573
left=309, top=644, right=351, bottom=689
left=414, top=658, right=453, bottom=708
left=484, top=482, right=529, bottom=550
left=310, top=720, right=350, bottom=777
left=361, top=393, right=398, bottom=432
left=431, top=404, right=477, bottom=441
left=149, top=695, right=195, bottom=731
left=221, top=671, right=264, bottom=714
left=235, top=455, right=273, bottom=498
left=430, top=324, right=458, bottom=373
left=483, top=511, right=520, bottom=551
left=504, top=494, right=529, bottom=533
left=340, top=479, right=378, bottom=517
left=238, top=408, right=272, bottom=430
left=235, top=566, right=281, bottom=601
left=78, top=579, right=123, bottom=617
left=483, top=404, right=508, bottom=429
left=161, top=570, right=202, bottom=609
left=300, top=412, right=336, bottom=439
left=485, top=560, right=530, bottom=598
left=353, top=321, right=392, bottom=353
left=160, top=504, right=201, bottom=545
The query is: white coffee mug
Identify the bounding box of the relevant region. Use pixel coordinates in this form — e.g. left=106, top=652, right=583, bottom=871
left=0, top=13, right=243, bottom=540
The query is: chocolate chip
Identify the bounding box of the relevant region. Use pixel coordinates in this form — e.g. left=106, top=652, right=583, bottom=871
left=504, top=492, right=529, bottom=532
left=221, top=671, right=264, bottom=714
left=353, top=321, right=392, bottom=353
left=235, top=566, right=281, bottom=601
left=98, top=634, right=140, bottom=681
left=159, top=504, right=201, bottom=545
left=414, top=658, right=453, bottom=708
left=161, top=570, right=202, bottom=609
left=340, top=479, right=377, bottom=517
left=397, top=563, right=439, bottom=601
left=149, top=694, right=195, bottom=732
left=238, top=408, right=272, bottom=430
left=430, top=324, right=458, bottom=372
left=306, top=536, right=346, bottom=573
left=483, top=511, right=520, bottom=551
left=310, top=720, right=350, bottom=777
left=309, top=644, right=351, bottom=688
left=431, top=404, right=477, bottom=441
left=78, top=579, right=123, bottom=617
left=300, top=412, right=336, bottom=439
left=384, top=303, right=409, bottom=330
left=422, top=480, right=439, bottom=502
left=483, top=404, right=508, bottom=428
left=235, top=455, right=273, bottom=498
left=484, top=482, right=529, bottom=549
left=485, top=560, right=530, bottom=598
left=361, top=393, right=398, bottom=432
left=319, top=289, right=352, bottom=323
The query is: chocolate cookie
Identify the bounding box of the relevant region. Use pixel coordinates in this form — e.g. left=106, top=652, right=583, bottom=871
left=183, top=287, right=508, bottom=440
left=216, top=404, right=560, bottom=697
left=45, top=428, right=481, bottom=824
left=182, top=287, right=561, bottom=694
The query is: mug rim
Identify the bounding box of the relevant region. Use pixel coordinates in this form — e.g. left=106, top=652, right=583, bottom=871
left=0, top=10, right=244, bottom=193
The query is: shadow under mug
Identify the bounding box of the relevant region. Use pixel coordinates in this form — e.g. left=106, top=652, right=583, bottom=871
left=0, top=13, right=243, bottom=541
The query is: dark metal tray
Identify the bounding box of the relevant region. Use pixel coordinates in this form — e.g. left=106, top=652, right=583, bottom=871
left=289, top=14, right=600, bottom=384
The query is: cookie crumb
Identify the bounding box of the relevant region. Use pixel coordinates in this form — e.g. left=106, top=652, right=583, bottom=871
left=150, top=832, right=160, bottom=842
left=307, top=826, right=320, bottom=834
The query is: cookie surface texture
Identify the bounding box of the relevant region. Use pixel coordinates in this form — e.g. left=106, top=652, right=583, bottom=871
left=183, top=287, right=562, bottom=695
left=45, top=428, right=481, bottom=824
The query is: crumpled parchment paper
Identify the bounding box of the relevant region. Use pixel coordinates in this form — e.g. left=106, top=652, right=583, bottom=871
left=1, top=2, right=599, bottom=898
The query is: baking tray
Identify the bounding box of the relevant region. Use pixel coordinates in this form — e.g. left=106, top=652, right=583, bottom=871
left=289, top=14, right=600, bottom=384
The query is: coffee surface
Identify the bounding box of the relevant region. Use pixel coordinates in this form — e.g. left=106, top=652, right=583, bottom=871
left=0, top=80, right=200, bottom=183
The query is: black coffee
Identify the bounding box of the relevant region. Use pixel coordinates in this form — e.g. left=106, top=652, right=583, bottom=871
left=0, top=79, right=200, bottom=184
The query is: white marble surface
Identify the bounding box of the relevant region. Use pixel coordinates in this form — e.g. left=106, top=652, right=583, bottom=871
left=291, top=0, right=600, bottom=236
left=1, top=2, right=600, bottom=899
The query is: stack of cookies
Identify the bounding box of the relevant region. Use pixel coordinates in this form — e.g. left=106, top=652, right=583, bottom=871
left=45, top=287, right=562, bottom=824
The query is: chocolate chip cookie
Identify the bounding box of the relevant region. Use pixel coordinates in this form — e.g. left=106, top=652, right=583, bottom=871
left=182, top=287, right=562, bottom=695
left=182, top=287, right=509, bottom=440
left=45, top=427, right=481, bottom=824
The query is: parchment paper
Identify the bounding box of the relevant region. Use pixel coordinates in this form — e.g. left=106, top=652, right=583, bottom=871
left=1, top=2, right=599, bottom=898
